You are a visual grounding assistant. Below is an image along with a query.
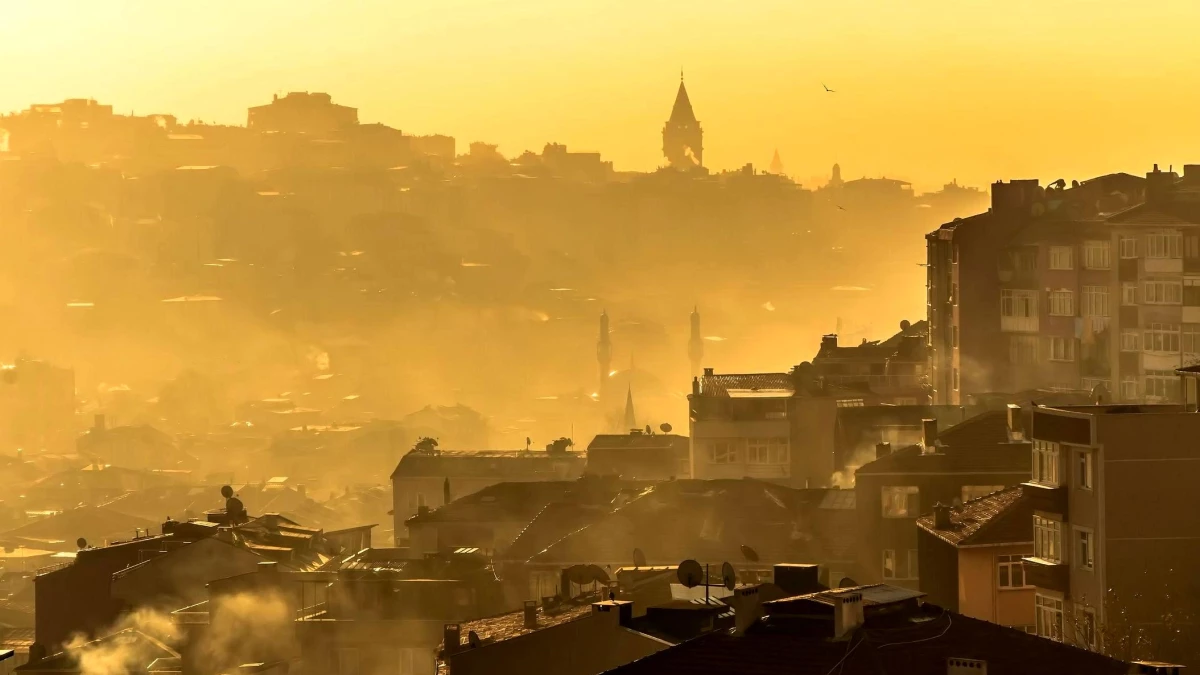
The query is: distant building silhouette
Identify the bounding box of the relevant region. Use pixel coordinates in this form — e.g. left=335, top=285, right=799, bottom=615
left=597, top=310, right=612, bottom=394
left=246, top=92, right=357, bottom=135
left=688, top=307, right=704, bottom=378
left=769, top=149, right=784, bottom=175
left=662, top=73, right=703, bottom=169
left=622, top=386, right=637, bottom=431
left=830, top=162, right=843, bottom=188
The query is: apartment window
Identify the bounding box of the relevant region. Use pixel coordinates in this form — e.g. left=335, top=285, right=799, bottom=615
left=1076, top=527, right=1095, bottom=571
left=1078, top=606, right=1098, bottom=651
left=952, top=325, right=959, bottom=348
left=962, top=485, right=1004, bottom=502
left=1119, top=236, right=1138, bottom=259
left=1185, top=278, right=1200, bottom=306
left=882, top=549, right=919, bottom=580
left=1185, top=324, right=1200, bottom=355
left=1048, top=290, right=1074, bottom=316
left=1047, top=336, right=1074, bottom=362
left=1144, top=323, right=1181, bottom=353
left=997, top=554, right=1028, bottom=589
left=1077, top=449, right=1093, bottom=491
left=1009, top=335, right=1039, bottom=364
left=1146, top=232, right=1183, bottom=259
left=881, top=486, right=920, bottom=518
left=1036, top=594, right=1065, bottom=642
left=1083, top=241, right=1111, bottom=270
left=1120, top=329, right=1140, bottom=352
left=1032, top=440, right=1060, bottom=486
left=1001, top=289, right=1038, bottom=319
left=746, top=438, right=789, bottom=465
left=836, top=398, right=865, bottom=408
left=1122, top=282, right=1138, bottom=306
left=1145, top=370, right=1181, bottom=400
left=1144, top=279, right=1183, bottom=305
left=953, top=367, right=960, bottom=391
left=709, top=440, right=739, bottom=464
left=1081, top=286, right=1109, bottom=317
left=1034, top=515, right=1063, bottom=563
left=1049, top=246, right=1074, bottom=270
left=1120, top=375, right=1138, bottom=400
left=1007, top=249, right=1037, bottom=272
left=1188, top=235, right=1200, bottom=260
left=337, top=648, right=360, bottom=675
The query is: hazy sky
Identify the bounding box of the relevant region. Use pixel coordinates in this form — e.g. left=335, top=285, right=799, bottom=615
left=5, top=0, right=1200, bottom=190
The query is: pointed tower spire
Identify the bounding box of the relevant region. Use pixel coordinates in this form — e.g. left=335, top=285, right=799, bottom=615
left=688, top=306, right=704, bottom=378
left=623, top=386, right=637, bottom=432
left=663, top=72, right=703, bottom=169
left=769, top=149, right=784, bottom=176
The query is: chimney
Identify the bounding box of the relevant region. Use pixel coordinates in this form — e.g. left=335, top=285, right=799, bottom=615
left=296, top=484, right=306, bottom=499
left=875, top=442, right=892, bottom=460
left=832, top=591, right=864, bottom=639
left=1146, top=164, right=1179, bottom=205
left=523, top=600, right=538, bottom=629
left=1006, top=404, right=1025, bottom=441
left=443, top=624, right=462, bottom=656
left=948, top=658, right=987, bottom=675
left=1132, top=662, right=1185, bottom=675
left=591, top=600, right=633, bottom=627
left=703, top=367, right=714, bottom=377
left=921, top=419, right=938, bottom=453
left=730, top=585, right=764, bottom=635
left=990, top=179, right=1040, bottom=215
left=773, top=564, right=821, bottom=596
left=933, top=503, right=952, bottom=529
left=93, top=414, right=106, bottom=432
left=692, top=376, right=700, bottom=395
left=821, top=334, right=838, bottom=351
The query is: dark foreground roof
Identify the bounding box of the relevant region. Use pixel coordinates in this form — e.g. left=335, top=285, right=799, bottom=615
left=607, top=603, right=1129, bottom=675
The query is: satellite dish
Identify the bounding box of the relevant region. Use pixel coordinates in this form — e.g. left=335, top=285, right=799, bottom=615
left=721, top=562, right=737, bottom=591
left=586, top=565, right=610, bottom=585
left=839, top=577, right=858, bottom=588
left=467, top=631, right=480, bottom=647
left=76, top=538, right=88, bottom=550
left=677, top=559, right=703, bottom=588
left=740, top=544, right=760, bottom=563
left=632, top=548, right=647, bottom=568
left=566, top=564, right=591, bottom=585
left=659, top=423, right=672, bottom=433
left=220, top=485, right=234, bottom=499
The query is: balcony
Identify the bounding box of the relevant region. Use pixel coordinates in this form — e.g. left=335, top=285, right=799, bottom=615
left=1022, top=481, right=1068, bottom=520
left=1001, top=315, right=1039, bottom=333
left=1022, top=557, right=1070, bottom=595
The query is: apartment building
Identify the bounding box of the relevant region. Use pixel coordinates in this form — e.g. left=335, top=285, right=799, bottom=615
left=1021, top=389, right=1200, bottom=665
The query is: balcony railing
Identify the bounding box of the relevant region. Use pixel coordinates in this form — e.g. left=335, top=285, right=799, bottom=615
left=1022, top=481, right=1069, bottom=520
left=1022, top=557, right=1070, bottom=595
left=1001, top=316, right=1039, bottom=333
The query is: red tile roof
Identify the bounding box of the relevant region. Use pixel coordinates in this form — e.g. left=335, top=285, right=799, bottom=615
left=916, top=486, right=1032, bottom=547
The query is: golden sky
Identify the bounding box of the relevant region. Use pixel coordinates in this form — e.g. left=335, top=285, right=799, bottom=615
left=5, top=0, right=1200, bottom=190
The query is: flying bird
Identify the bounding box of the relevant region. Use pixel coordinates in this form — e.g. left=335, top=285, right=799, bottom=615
left=836, top=205, right=847, bottom=211
left=823, top=84, right=836, bottom=93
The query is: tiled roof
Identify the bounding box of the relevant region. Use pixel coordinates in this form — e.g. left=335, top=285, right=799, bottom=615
left=586, top=434, right=689, bottom=451
left=916, top=486, right=1032, bottom=547
left=435, top=604, right=594, bottom=674
left=697, top=374, right=794, bottom=397
left=497, top=501, right=605, bottom=562
left=406, top=481, right=576, bottom=525
left=390, top=450, right=586, bottom=479
left=606, top=602, right=1130, bottom=675
left=856, top=412, right=1030, bottom=477
left=937, top=410, right=1012, bottom=446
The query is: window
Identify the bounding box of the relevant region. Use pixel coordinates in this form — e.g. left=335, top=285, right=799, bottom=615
left=1144, top=323, right=1181, bottom=352
left=1077, top=606, right=1098, bottom=651
left=1122, top=282, right=1138, bottom=306
left=1034, top=515, right=1063, bottom=563
left=836, top=398, right=865, bottom=408
left=1032, top=440, right=1060, bottom=485
left=1120, top=329, right=1140, bottom=352
left=1186, top=324, right=1200, bottom=355
left=1186, top=278, right=1200, bottom=306
left=1049, top=246, right=1074, bottom=270
left=1001, top=289, right=1038, bottom=318
left=882, top=549, right=919, bottom=580
left=1188, top=235, right=1200, bottom=260
left=1146, top=232, right=1183, bottom=259
left=962, top=485, right=1005, bottom=502
left=953, top=367, right=960, bottom=391
left=1119, top=236, right=1138, bottom=259
left=1081, top=286, right=1109, bottom=317
left=952, top=325, right=959, bottom=348
left=1010, top=335, right=1039, bottom=364
left=709, top=440, right=739, bottom=464
left=1145, top=370, right=1181, bottom=400
left=1036, top=594, right=1065, bottom=642
left=1048, top=290, right=1074, bottom=316
left=997, top=554, right=1028, bottom=589
left=746, top=438, right=789, bottom=465
left=1077, top=450, right=1093, bottom=490
left=881, top=486, right=920, bottom=518
left=1144, top=280, right=1183, bottom=305
left=1121, top=375, right=1138, bottom=400
left=1047, top=337, right=1074, bottom=362
left=1007, top=249, right=1037, bottom=272
left=1076, top=527, right=1095, bottom=571
left=1084, top=241, right=1111, bottom=269
left=337, top=649, right=360, bottom=675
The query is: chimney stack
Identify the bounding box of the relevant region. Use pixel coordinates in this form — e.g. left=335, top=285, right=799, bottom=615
left=523, top=600, right=537, bottom=629
left=703, top=367, right=714, bottom=377
left=443, top=624, right=462, bottom=656
left=933, top=503, right=952, bottom=529
left=875, top=442, right=892, bottom=460
left=821, top=335, right=838, bottom=351
left=921, top=419, right=938, bottom=454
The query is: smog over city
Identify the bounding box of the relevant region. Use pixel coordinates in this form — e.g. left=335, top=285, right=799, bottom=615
left=0, top=3, right=1197, bottom=675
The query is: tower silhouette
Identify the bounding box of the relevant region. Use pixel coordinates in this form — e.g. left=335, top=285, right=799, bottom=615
left=623, top=386, right=637, bottom=432
left=688, top=306, right=704, bottom=378
left=830, top=163, right=843, bottom=187
left=769, top=149, right=784, bottom=175
left=597, top=310, right=612, bottom=394
left=663, top=72, right=703, bottom=169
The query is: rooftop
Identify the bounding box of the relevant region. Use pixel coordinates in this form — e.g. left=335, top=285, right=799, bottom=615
left=916, top=486, right=1032, bottom=547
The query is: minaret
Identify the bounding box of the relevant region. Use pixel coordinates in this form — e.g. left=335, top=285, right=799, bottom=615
left=662, top=71, right=704, bottom=169
left=623, top=386, right=637, bottom=432
left=830, top=163, right=843, bottom=187
left=597, top=310, right=612, bottom=393
left=688, top=306, right=704, bottom=378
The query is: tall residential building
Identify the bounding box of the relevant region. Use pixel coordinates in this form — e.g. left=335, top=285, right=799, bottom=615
left=924, top=167, right=1200, bottom=404
left=1020, top=388, right=1200, bottom=665
left=662, top=74, right=703, bottom=169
